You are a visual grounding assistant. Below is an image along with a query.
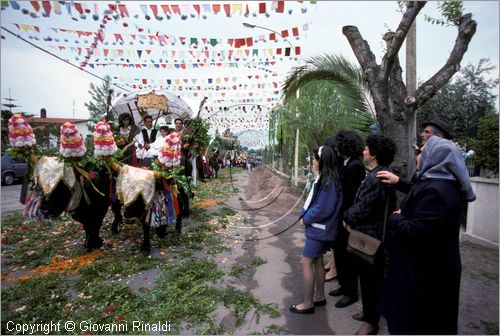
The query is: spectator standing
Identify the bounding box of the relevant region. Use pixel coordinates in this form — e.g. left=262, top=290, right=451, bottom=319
left=325, top=131, right=366, bottom=308
left=290, top=146, right=342, bottom=314
left=343, top=134, right=397, bottom=335
left=378, top=135, right=475, bottom=334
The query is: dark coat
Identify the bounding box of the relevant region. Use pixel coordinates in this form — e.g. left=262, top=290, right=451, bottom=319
left=379, top=179, right=463, bottom=335
left=340, top=157, right=366, bottom=214
left=344, top=165, right=395, bottom=240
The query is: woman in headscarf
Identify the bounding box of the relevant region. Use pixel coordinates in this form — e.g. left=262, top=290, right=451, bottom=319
left=377, top=135, right=476, bottom=334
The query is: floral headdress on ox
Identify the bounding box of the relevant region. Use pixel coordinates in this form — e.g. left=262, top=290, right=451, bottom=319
left=93, top=119, right=118, bottom=157
left=151, top=131, right=190, bottom=195
left=59, top=122, right=86, bottom=158
left=158, top=132, right=182, bottom=168
left=7, top=114, right=39, bottom=206
left=7, top=114, right=37, bottom=159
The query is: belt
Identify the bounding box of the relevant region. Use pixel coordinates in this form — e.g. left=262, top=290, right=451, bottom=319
left=311, top=223, right=326, bottom=230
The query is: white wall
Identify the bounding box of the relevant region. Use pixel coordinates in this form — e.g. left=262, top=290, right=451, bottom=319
left=464, top=177, right=499, bottom=248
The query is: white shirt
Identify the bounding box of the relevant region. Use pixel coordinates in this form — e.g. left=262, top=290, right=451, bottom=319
left=135, top=127, right=156, bottom=159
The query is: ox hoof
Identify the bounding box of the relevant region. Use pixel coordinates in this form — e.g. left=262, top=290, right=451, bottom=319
left=86, top=238, right=103, bottom=252
left=111, top=220, right=121, bottom=234
left=140, top=243, right=151, bottom=256
left=155, top=225, right=167, bottom=238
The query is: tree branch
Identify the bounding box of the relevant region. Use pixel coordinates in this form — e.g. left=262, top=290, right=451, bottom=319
left=380, top=1, right=426, bottom=82
left=342, top=26, right=379, bottom=84
left=412, top=13, right=477, bottom=109
left=342, top=25, right=382, bottom=106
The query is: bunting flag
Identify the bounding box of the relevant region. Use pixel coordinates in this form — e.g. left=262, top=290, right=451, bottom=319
left=11, top=22, right=303, bottom=49
left=4, top=1, right=316, bottom=19
left=1, top=0, right=315, bottom=139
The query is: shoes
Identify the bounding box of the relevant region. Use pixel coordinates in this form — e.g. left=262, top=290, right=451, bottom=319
left=352, top=311, right=365, bottom=321
left=328, top=287, right=344, bottom=296
left=313, top=299, right=327, bottom=307
left=335, top=295, right=358, bottom=308
left=289, top=304, right=315, bottom=314
left=325, top=273, right=337, bottom=282
left=354, top=322, right=378, bottom=335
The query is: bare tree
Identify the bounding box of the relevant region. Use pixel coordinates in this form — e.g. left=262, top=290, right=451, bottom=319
left=343, top=1, right=477, bottom=176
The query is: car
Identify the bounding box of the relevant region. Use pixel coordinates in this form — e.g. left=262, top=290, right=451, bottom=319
left=1, top=153, right=27, bottom=186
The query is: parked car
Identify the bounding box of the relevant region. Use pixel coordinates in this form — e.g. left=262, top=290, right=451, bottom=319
left=1, top=153, right=27, bottom=185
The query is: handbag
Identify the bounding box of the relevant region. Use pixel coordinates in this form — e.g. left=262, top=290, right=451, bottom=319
left=346, top=190, right=390, bottom=265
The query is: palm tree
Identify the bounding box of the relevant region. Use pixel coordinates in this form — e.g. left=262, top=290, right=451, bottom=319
left=279, top=54, right=374, bottom=166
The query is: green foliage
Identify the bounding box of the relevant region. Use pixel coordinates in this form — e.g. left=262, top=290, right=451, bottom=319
left=212, top=127, right=241, bottom=160
left=85, top=75, right=117, bottom=132
left=151, top=161, right=191, bottom=195
left=277, top=54, right=375, bottom=168
left=32, top=123, right=60, bottom=151
left=416, top=58, right=498, bottom=145
left=471, top=114, right=499, bottom=176
left=283, top=54, right=373, bottom=118
left=185, top=116, right=211, bottom=156
left=424, top=1, right=464, bottom=26
left=2, top=169, right=282, bottom=334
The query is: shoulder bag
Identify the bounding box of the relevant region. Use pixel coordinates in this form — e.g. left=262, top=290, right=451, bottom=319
left=346, top=190, right=390, bottom=265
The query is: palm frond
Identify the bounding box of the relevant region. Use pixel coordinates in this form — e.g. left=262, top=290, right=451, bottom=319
left=283, top=54, right=373, bottom=117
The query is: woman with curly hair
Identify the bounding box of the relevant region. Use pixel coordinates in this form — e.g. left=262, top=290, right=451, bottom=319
left=344, top=133, right=397, bottom=335
left=324, top=131, right=366, bottom=309
left=290, top=146, right=343, bottom=314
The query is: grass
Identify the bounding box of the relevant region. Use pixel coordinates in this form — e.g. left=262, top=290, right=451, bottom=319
left=1, top=167, right=280, bottom=334
left=481, top=320, right=499, bottom=335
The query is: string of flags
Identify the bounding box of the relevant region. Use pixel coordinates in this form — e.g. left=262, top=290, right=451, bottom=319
left=46, top=45, right=301, bottom=62
left=2, top=1, right=317, bottom=21
left=12, top=22, right=307, bottom=49
left=1, top=1, right=316, bottom=138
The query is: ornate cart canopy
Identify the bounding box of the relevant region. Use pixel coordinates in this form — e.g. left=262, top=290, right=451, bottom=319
left=110, top=90, right=194, bottom=127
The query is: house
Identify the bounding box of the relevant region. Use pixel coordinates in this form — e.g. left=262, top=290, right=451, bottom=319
left=27, top=117, right=90, bottom=148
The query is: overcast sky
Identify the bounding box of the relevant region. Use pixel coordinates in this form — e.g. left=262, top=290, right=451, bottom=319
left=1, top=1, right=498, bottom=125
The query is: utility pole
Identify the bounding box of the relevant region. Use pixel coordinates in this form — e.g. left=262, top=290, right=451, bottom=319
left=293, top=89, right=300, bottom=187
left=406, top=20, right=417, bottom=176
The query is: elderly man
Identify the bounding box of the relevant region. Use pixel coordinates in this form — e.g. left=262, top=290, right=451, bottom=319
left=420, top=117, right=453, bottom=145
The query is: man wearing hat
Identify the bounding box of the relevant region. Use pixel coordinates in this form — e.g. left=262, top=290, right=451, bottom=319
left=420, top=117, right=453, bottom=145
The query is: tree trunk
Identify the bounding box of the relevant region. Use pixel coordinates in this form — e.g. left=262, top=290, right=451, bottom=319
left=342, top=2, right=477, bottom=177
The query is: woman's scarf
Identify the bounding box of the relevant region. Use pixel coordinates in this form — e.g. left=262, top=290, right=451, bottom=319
left=417, top=135, right=476, bottom=202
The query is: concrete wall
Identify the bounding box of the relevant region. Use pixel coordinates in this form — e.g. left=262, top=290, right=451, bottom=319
left=463, top=177, right=499, bottom=248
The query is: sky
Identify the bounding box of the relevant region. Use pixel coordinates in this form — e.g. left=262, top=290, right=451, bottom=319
left=1, top=1, right=499, bottom=148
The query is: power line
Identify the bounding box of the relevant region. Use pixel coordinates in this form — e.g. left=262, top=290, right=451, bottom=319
left=1, top=26, right=131, bottom=93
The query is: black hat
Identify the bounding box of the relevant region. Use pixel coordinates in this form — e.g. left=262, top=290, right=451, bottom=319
left=421, top=117, right=453, bottom=140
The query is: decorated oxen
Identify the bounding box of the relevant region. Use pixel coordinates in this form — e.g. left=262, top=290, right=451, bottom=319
left=9, top=113, right=193, bottom=255
left=116, top=131, right=191, bottom=255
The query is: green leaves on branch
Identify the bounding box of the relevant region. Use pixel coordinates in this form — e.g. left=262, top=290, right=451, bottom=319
left=276, top=54, right=374, bottom=162
left=424, top=1, right=464, bottom=26
left=283, top=54, right=372, bottom=119
left=471, top=115, right=499, bottom=176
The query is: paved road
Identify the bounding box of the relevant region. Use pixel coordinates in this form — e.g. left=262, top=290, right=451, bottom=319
left=1, top=183, right=24, bottom=218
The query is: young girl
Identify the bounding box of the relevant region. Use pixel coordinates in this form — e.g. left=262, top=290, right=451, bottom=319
left=150, top=126, right=170, bottom=156
left=290, top=146, right=342, bottom=314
